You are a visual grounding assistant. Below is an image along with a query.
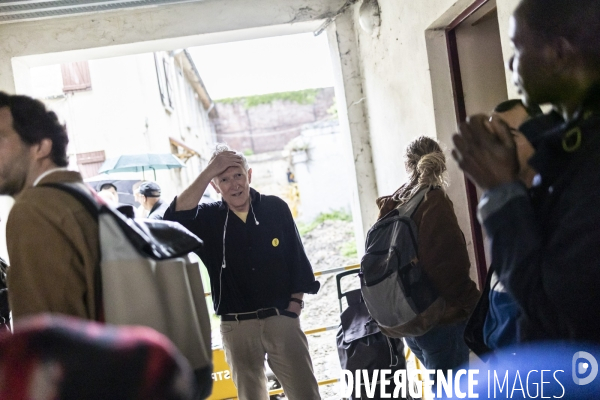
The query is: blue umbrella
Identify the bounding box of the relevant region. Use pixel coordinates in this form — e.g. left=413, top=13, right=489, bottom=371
left=98, top=153, right=186, bottom=180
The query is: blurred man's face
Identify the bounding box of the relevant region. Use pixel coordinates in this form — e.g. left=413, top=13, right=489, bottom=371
left=508, top=13, right=557, bottom=107
left=102, top=186, right=117, bottom=197
left=211, top=166, right=252, bottom=212
left=493, top=105, right=536, bottom=186
left=0, top=107, right=32, bottom=196
left=134, top=191, right=143, bottom=205
left=98, top=187, right=119, bottom=206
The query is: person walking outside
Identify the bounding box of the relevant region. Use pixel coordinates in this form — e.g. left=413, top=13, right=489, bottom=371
left=376, top=136, right=479, bottom=376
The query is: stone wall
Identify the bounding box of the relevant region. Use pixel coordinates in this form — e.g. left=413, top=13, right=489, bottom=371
left=211, top=87, right=335, bottom=154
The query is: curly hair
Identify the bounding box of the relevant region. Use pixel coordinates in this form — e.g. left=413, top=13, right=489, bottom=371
left=391, top=136, right=448, bottom=205
left=0, top=92, right=69, bottom=167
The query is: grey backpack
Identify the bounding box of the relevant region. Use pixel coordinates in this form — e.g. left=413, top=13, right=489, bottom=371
left=360, top=186, right=446, bottom=337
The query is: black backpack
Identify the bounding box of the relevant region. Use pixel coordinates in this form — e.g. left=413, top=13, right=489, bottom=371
left=360, top=186, right=446, bottom=337
left=336, top=270, right=407, bottom=400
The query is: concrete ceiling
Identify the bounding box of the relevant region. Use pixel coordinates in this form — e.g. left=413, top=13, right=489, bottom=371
left=0, top=0, right=205, bottom=24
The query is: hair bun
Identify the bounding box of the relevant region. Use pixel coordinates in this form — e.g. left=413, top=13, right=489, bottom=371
left=417, top=152, right=446, bottom=182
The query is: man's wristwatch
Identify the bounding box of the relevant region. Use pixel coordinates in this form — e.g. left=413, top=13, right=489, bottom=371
left=289, top=298, right=304, bottom=309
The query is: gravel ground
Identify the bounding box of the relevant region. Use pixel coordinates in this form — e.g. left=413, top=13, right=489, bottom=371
left=299, top=219, right=360, bottom=400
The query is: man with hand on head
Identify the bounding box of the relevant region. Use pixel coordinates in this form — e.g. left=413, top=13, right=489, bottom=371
left=453, top=0, right=600, bottom=343
left=164, top=143, right=321, bottom=400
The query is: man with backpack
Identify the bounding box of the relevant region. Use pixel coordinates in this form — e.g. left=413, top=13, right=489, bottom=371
left=0, top=94, right=213, bottom=398
left=0, top=92, right=101, bottom=321
left=453, top=0, right=600, bottom=342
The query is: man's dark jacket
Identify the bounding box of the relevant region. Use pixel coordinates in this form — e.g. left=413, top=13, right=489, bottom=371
left=479, top=97, right=600, bottom=342
left=164, top=188, right=319, bottom=315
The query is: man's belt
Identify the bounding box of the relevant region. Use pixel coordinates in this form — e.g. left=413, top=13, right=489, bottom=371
left=221, top=308, right=296, bottom=321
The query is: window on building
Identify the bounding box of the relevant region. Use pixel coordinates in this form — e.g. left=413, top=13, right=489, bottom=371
left=154, top=53, right=174, bottom=110
left=61, top=61, right=92, bottom=92
left=76, top=150, right=106, bottom=179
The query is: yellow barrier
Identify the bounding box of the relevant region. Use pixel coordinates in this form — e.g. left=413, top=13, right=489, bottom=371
left=313, top=263, right=360, bottom=277
left=207, top=349, right=237, bottom=400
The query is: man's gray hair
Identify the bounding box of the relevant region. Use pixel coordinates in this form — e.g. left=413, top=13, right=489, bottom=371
left=211, top=143, right=250, bottom=171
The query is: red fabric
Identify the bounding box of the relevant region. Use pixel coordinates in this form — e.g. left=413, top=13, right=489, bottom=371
left=0, top=315, right=194, bottom=400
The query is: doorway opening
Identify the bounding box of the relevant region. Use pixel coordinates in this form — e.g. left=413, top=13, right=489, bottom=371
left=14, top=24, right=358, bottom=399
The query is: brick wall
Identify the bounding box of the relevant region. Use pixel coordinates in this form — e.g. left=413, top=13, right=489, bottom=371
left=211, top=87, right=335, bottom=154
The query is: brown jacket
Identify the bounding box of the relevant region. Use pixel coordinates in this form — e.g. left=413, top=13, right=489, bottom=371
left=7, top=171, right=99, bottom=321
left=376, top=187, right=480, bottom=325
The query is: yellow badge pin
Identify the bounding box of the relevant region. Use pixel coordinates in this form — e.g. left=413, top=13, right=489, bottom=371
left=272, top=238, right=280, bottom=247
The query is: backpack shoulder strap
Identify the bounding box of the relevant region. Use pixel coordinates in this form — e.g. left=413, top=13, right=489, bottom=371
left=38, top=181, right=103, bottom=322
left=40, top=182, right=100, bottom=219
left=396, top=185, right=431, bottom=218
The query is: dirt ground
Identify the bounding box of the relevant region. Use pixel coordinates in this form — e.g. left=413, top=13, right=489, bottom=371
left=299, top=219, right=360, bottom=400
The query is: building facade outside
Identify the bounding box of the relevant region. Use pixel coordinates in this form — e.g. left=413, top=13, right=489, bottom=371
left=30, top=49, right=216, bottom=204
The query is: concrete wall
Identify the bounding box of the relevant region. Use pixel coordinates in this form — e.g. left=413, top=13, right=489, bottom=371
left=455, top=8, right=508, bottom=116
left=0, top=0, right=347, bottom=93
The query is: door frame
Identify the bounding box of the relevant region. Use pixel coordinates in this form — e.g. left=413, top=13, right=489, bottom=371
left=445, top=0, right=490, bottom=289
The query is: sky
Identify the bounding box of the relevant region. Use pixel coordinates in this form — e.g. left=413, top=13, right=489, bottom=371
left=187, top=32, right=335, bottom=100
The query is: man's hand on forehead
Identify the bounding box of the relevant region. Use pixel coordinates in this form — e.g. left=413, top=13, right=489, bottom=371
left=208, top=151, right=245, bottom=178
left=452, top=114, right=520, bottom=191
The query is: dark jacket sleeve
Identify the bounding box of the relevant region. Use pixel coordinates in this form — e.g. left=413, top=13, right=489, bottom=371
left=163, top=197, right=198, bottom=221
left=280, top=200, right=320, bottom=295
left=163, top=197, right=203, bottom=234
left=413, top=189, right=480, bottom=325
left=147, top=200, right=170, bottom=220
left=480, top=183, right=558, bottom=338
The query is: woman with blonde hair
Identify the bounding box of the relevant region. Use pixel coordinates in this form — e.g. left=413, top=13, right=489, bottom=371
left=376, top=136, right=479, bottom=375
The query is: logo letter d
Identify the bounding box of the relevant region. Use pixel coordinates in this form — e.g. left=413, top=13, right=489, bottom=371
left=572, top=351, right=598, bottom=385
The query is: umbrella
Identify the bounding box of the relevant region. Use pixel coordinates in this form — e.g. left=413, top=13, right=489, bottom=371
left=98, top=153, right=186, bottom=180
